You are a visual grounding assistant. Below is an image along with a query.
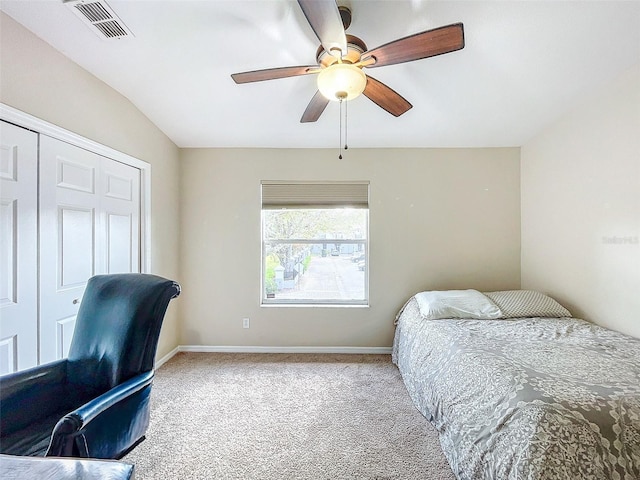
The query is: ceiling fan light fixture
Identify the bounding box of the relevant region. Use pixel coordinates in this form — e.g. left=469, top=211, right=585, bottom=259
left=317, top=63, right=367, bottom=102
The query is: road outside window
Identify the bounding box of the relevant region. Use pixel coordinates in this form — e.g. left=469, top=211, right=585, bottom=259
left=262, top=208, right=368, bottom=305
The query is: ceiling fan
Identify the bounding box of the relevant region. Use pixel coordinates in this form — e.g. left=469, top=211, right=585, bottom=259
left=231, top=0, right=465, bottom=123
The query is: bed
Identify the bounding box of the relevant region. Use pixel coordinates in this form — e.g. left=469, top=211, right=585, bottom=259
left=392, top=289, right=640, bottom=479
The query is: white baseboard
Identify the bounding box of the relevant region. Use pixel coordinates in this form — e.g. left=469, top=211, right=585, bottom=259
left=155, top=345, right=180, bottom=368
left=156, top=345, right=392, bottom=366
left=180, top=345, right=392, bottom=354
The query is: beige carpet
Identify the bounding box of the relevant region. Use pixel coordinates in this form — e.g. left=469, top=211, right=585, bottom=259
left=125, top=352, right=456, bottom=480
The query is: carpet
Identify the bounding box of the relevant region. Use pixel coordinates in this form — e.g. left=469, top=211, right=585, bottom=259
left=124, top=352, right=456, bottom=479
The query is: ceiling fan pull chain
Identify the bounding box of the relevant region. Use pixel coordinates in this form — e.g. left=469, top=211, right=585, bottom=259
left=344, top=99, right=348, bottom=151
left=339, top=98, right=343, bottom=159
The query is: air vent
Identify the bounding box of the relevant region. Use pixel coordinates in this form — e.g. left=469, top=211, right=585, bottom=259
left=64, top=0, right=134, bottom=40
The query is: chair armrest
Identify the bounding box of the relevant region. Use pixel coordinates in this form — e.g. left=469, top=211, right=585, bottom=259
left=56, top=370, right=154, bottom=431
left=70, top=370, right=154, bottom=426
left=0, top=360, right=68, bottom=436
left=47, top=370, right=154, bottom=457
left=0, top=359, right=67, bottom=399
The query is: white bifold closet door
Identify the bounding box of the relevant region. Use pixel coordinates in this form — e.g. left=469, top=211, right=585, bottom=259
left=0, top=121, right=38, bottom=374
left=39, top=135, right=141, bottom=364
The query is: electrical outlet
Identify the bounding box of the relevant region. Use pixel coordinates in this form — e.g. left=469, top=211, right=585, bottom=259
left=242, top=317, right=250, bottom=329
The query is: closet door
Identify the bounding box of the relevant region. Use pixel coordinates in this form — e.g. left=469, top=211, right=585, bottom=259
left=0, top=121, right=38, bottom=373
left=39, top=135, right=140, bottom=363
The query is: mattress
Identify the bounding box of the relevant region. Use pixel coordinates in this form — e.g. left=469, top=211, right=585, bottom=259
left=392, top=296, right=640, bottom=479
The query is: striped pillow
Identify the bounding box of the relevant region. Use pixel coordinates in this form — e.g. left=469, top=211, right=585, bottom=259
left=483, top=290, right=571, bottom=318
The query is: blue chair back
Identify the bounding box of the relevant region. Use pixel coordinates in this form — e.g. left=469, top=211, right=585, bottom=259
left=67, top=274, right=180, bottom=391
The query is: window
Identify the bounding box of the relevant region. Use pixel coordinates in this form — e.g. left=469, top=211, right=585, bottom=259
left=261, top=181, right=369, bottom=305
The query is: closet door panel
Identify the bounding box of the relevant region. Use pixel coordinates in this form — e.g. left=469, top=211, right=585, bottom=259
left=0, top=121, right=38, bottom=373
left=39, top=135, right=101, bottom=364
left=102, top=159, right=140, bottom=274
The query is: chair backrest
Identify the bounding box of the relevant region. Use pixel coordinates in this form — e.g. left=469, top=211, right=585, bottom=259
left=66, top=274, right=180, bottom=390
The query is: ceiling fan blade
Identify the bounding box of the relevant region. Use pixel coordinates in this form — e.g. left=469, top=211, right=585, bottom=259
left=231, top=66, right=319, bottom=84
left=301, top=91, right=330, bottom=123
left=363, top=23, right=464, bottom=69
left=298, top=0, right=347, bottom=57
left=363, top=76, right=412, bottom=117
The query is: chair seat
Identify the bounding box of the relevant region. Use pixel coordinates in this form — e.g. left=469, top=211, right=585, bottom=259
left=0, top=409, right=67, bottom=456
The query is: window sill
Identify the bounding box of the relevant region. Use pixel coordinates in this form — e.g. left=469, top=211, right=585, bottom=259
left=260, top=303, right=370, bottom=308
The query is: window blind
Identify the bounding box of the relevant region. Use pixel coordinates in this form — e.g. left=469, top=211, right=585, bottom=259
left=261, top=181, right=369, bottom=209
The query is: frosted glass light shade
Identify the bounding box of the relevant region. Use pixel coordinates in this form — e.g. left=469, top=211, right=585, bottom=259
left=317, top=64, right=367, bottom=101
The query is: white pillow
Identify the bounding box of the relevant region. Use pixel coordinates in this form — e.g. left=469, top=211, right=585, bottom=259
left=414, top=289, right=503, bottom=320
left=483, top=290, right=572, bottom=318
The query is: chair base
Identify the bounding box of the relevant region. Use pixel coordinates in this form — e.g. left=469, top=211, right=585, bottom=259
left=116, top=435, right=145, bottom=460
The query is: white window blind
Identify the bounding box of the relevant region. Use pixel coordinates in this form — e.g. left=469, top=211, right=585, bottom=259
left=261, top=181, right=369, bottom=209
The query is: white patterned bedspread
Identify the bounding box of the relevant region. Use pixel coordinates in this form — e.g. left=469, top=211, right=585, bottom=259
left=392, top=297, right=640, bottom=480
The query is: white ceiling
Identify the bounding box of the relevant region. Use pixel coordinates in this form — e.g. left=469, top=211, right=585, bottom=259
left=1, top=0, right=639, bottom=148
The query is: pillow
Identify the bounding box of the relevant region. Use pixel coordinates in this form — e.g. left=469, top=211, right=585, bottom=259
left=414, top=289, right=503, bottom=320
left=483, top=290, right=572, bottom=318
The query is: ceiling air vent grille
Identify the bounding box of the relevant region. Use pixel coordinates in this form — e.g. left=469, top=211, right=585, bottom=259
left=94, top=20, right=128, bottom=38
left=64, top=0, right=134, bottom=40
left=75, top=2, right=111, bottom=22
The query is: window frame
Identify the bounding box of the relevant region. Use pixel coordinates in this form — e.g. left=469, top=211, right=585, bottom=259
left=260, top=181, right=369, bottom=307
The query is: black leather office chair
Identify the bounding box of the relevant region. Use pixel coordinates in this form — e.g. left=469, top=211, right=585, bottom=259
left=0, top=273, right=180, bottom=459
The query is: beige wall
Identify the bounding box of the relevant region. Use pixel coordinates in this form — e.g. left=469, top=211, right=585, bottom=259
left=521, top=65, right=640, bottom=339
left=0, top=12, right=523, bottom=351
left=0, top=13, right=182, bottom=358
left=180, top=147, right=521, bottom=348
